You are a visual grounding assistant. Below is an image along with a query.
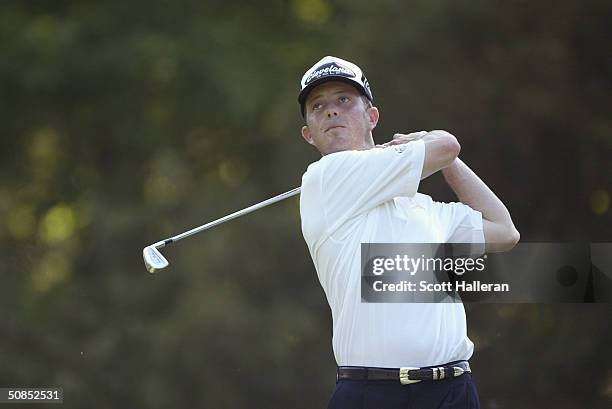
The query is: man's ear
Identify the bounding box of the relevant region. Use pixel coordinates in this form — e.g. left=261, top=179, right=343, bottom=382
left=367, top=106, right=380, bottom=130
left=301, top=125, right=315, bottom=145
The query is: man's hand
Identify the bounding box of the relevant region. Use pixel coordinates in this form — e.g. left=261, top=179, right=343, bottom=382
left=377, top=131, right=428, bottom=147
left=378, top=130, right=460, bottom=180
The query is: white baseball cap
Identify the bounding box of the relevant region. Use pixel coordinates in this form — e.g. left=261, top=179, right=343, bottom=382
left=298, top=56, right=373, bottom=117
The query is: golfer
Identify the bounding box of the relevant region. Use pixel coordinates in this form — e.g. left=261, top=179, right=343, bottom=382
left=298, top=56, right=519, bottom=409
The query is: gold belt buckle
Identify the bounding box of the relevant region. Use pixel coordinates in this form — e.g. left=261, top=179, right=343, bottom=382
left=399, top=367, right=422, bottom=385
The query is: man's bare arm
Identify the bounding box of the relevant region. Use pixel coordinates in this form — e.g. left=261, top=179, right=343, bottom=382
left=442, top=158, right=520, bottom=252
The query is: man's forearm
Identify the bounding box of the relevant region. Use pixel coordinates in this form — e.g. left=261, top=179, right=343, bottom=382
left=442, top=158, right=510, bottom=223
left=442, top=158, right=520, bottom=251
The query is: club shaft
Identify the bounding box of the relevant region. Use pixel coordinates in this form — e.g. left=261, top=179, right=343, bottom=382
left=156, top=187, right=301, bottom=247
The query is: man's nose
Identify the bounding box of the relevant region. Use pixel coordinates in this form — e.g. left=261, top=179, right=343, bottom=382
left=326, top=110, right=338, bottom=117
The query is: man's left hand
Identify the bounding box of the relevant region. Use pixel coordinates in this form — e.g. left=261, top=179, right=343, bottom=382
left=377, top=131, right=428, bottom=147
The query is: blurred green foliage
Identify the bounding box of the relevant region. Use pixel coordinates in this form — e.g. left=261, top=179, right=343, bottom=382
left=0, top=0, right=610, bottom=408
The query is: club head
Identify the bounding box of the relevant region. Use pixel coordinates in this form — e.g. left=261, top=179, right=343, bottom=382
left=143, top=245, right=169, bottom=273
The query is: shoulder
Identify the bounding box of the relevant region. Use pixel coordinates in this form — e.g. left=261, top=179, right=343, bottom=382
left=301, top=149, right=375, bottom=182
left=395, top=194, right=474, bottom=217
left=412, top=192, right=435, bottom=208
left=394, top=193, right=434, bottom=210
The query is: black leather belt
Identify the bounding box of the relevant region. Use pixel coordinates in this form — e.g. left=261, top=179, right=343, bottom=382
left=337, top=361, right=471, bottom=385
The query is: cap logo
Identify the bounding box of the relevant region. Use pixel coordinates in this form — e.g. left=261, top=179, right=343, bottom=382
left=363, top=76, right=371, bottom=93
left=304, top=62, right=356, bottom=86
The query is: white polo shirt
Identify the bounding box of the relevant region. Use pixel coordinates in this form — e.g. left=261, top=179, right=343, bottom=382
left=299, top=140, right=485, bottom=368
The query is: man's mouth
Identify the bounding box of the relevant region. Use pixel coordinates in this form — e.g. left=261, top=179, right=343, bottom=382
left=325, top=125, right=345, bottom=132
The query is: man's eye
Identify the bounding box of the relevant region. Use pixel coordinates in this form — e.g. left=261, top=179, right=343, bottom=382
left=312, top=103, right=322, bottom=111
left=339, top=96, right=350, bottom=103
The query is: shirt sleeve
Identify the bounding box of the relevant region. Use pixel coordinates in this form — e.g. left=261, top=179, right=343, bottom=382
left=319, top=140, right=425, bottom=234
left=431, top=200, right=485, bottom=252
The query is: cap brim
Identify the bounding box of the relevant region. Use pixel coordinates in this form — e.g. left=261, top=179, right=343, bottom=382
left=298, top=76, right=370, bottom=108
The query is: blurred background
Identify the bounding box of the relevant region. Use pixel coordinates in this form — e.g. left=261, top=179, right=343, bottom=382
left=1, top=0, right=611, bottom=408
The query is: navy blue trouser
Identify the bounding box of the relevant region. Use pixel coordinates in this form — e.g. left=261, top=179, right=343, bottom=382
left=327, top=370, right=480, bottom=409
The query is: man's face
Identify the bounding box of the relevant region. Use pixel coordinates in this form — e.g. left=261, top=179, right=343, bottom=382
left=301, top=81, right=379, bottom=155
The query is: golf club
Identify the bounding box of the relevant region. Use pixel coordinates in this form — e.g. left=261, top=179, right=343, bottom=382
left=143, top=186, right=301, bottom=273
